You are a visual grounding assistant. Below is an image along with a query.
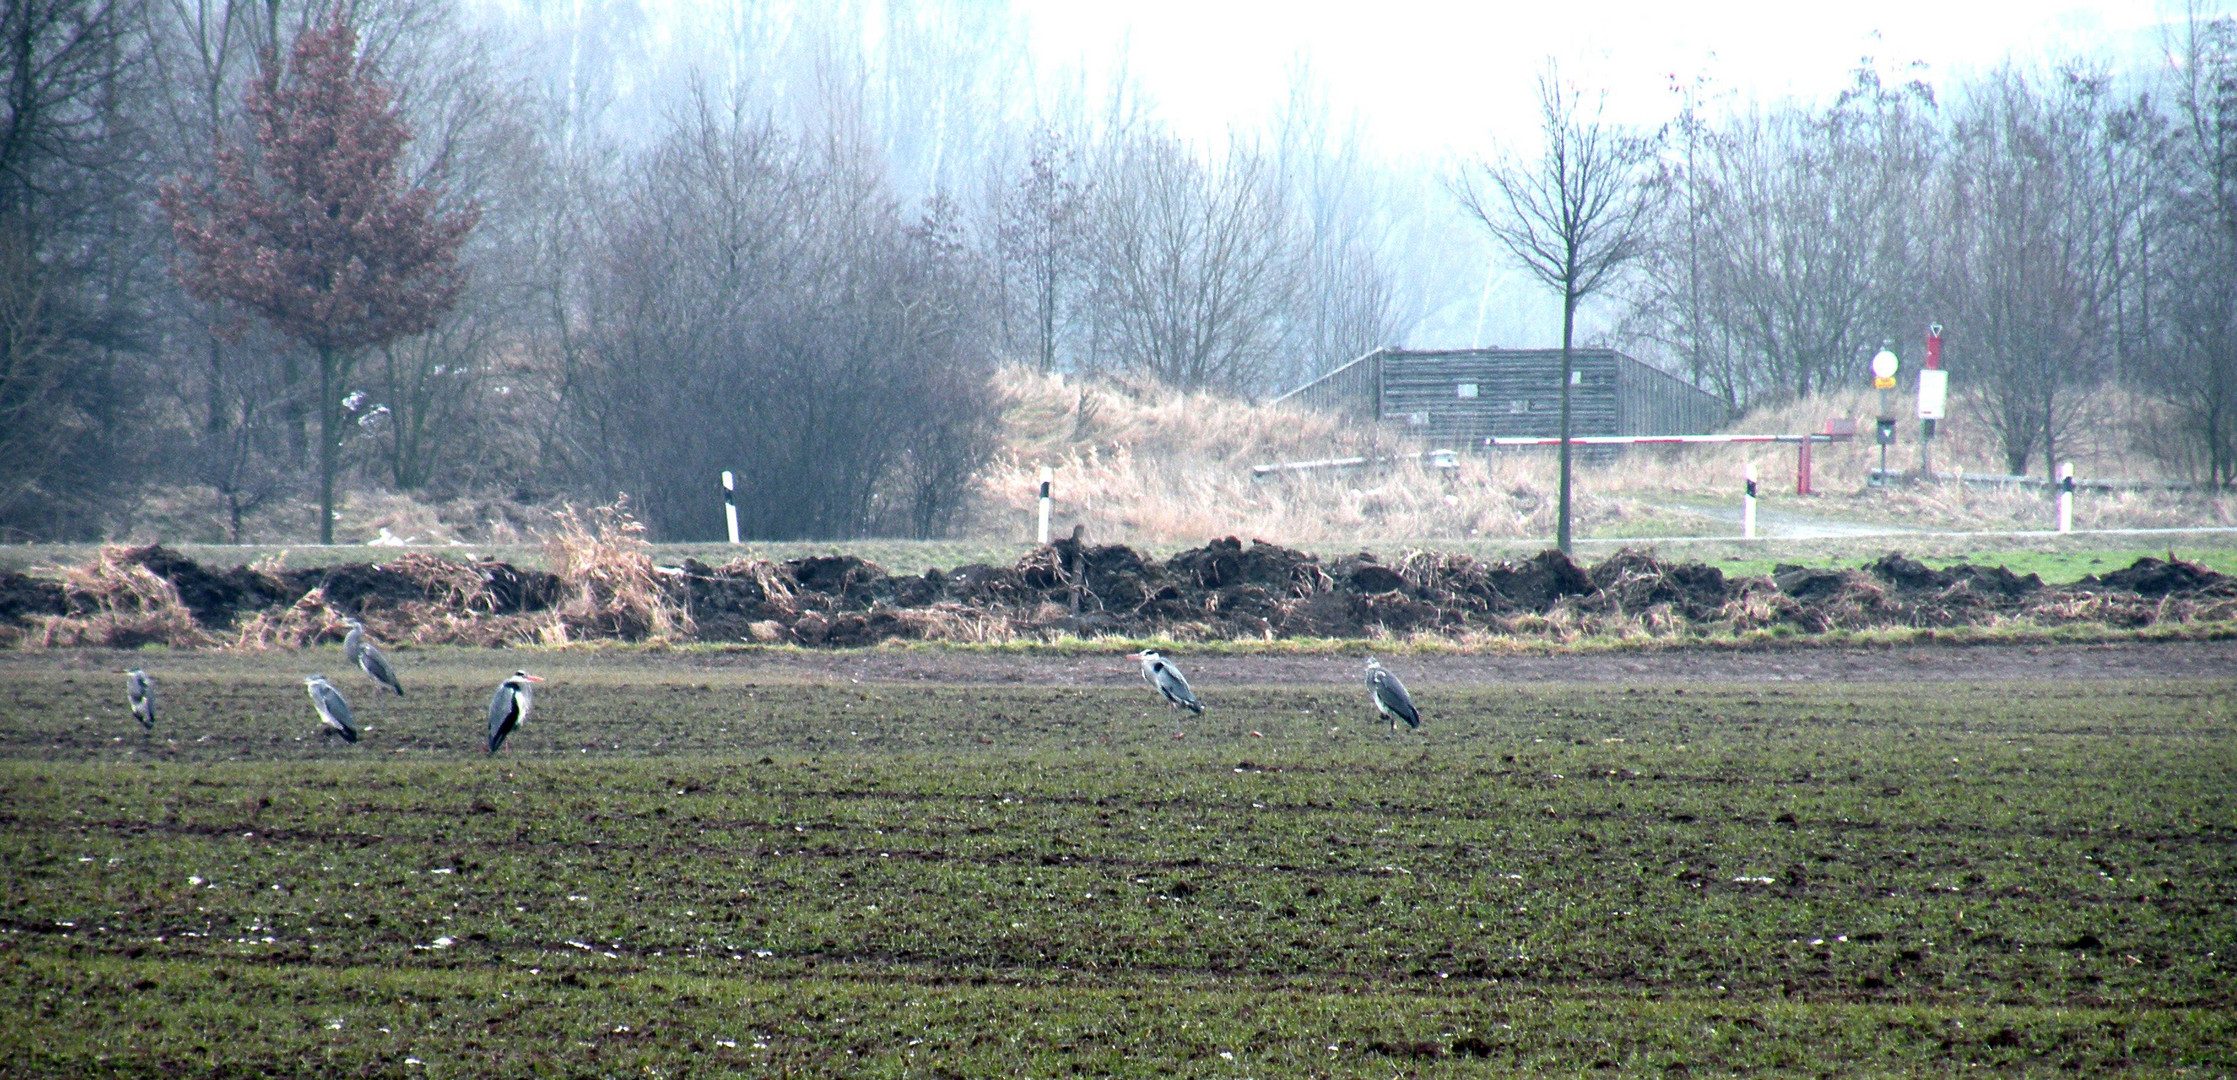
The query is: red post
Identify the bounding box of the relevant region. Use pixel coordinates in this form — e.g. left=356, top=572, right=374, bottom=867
left=1796, top=439, right=1813, bottom=496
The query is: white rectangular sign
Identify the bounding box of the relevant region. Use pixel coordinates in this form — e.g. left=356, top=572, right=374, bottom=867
left=1917, top=370, right=1949, bottom=420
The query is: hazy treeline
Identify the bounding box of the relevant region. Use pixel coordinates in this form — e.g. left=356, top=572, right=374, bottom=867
left=0, top=0, right=1426, bottom=541
left=1627, top=33, right=2237, bottom=483
left=2, top=0, right=2233, bottom=544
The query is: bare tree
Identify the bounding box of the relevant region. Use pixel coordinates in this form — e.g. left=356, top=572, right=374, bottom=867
left=994, top=127, right=1091, bottom=372
left=1272, top=68, right=1399, bottom=392
left=1453, top=64, right=1661, bottom=553
left=0, top=0, right=160, bottom=539
left=1941, top=68, right=2118, bottom=478
left=1083, top=131, right=1299, bottom=393
left=2145, top=9, right=2237, bottom=486
left=572, top=90, right=996, bottom=540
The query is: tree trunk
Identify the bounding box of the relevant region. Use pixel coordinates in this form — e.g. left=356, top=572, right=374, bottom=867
left=205, top=336, right=228, bottom=436
left=283, top=349, right=306, bottom=464
left=1557, top=289, right=1576, bottom=555
left=317, top=343, right=336, bottom=544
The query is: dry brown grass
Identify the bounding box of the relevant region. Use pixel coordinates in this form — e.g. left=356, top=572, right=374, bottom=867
left=974, top=368, right=1653, bottom=546
left=228, top=588, right=337, bottom=651
left=972, top=368, right=2235, bottom=545
left=24, top=548, right=214, bottom=648
left=541, top=499, right=693, bottom=643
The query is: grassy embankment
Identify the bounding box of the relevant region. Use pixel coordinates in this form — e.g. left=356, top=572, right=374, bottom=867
left=2, top=651, right=2231, bottom=1076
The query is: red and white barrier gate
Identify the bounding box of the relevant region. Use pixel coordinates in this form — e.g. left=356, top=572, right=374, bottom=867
left=1483, top=422, right=1856, bottom=495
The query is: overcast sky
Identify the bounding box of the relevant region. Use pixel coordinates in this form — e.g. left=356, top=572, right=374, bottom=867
left=1016, top=0, right=2188, bottom=162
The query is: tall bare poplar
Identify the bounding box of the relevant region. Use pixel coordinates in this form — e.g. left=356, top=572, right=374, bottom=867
left=1454, top=65, right=1660, bottom=553
left=161, top=11, right=477, bottom=543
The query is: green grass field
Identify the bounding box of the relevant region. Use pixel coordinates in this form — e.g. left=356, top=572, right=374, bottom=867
left=2, top=650, right=2233, bottom=1076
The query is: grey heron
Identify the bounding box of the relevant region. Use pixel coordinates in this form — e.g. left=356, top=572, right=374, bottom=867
left=303, top=675, right=359, bottom=744
left=123, top=669, right=154, bottom=731
left=486, top=670, right=543, bottom=753
left=341, top=617, right=404, bottom=697
left=1129, top=650, right=1202, bottom=737
left=1365, top=657, right=1420, bottom=734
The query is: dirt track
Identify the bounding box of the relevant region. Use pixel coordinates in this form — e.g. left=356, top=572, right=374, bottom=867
left=644, top=638, right=2237, bottom=686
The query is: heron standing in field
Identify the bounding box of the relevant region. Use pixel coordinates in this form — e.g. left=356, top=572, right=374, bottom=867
left=1129, top=650, right=1202, bottom=738
left=341, top=616, right=403, bottom=697
left=303, top=675, right=359, bottom=745
left=123, top=669, right=154, bottom=732
left=486, top=670, right=543, bottom=753
left=1365, top=657, right=1420, bottom=735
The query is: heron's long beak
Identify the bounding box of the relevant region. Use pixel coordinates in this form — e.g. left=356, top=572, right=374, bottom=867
left=524, top=674, right=545, bottom=682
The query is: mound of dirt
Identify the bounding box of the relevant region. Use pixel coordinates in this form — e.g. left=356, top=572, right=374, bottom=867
left=1867, top=552, right=2043, bottom=599
left=2, top=542, right=2231, bottom=648
left=0, top=571, right=66, bottom=621
left=2080, top=556, right=2229, bottom=597
left=1585, top=549, right=1730, bottom=620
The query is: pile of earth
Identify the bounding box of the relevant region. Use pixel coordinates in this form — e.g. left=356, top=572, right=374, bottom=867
left=1, top=540, right=2232, bottom=648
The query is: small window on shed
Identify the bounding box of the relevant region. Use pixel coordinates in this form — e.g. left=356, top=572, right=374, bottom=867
left=1406, top=411, right=1429, bottom=426
left=1456, top=382, right=1478, bottom=399
left=1570, top=370, right=1583, bottom=386
left=1509, top=400, right=1529, bottom=414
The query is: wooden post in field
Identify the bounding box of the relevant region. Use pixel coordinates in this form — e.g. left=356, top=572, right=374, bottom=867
left=1037, top=467, right=1053, bottom=545
left=1743, top=462, right=1758, bottom=540
left=2057, top=462, right=2074, bottom=534
left=722, top=471, right=740, bottom=545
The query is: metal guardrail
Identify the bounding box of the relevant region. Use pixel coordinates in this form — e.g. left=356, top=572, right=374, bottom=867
left=1483, top=433, right=1842, bottom=448
left=1250, top=449, right=1460, bottom=478
left=1869, top=469, right=2213, bottom=492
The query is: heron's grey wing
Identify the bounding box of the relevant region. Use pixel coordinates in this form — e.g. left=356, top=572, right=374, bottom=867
left=361, top=644, right=403, bottom=696
left=487, top=683, right=518, bottom=750
left=342, top=625, right=363, bottom=666
left=1375, top=669, right=1421, bottom=728
left=317, top=683, right=358, bottom=740
left=1161, top=665, right=1203, bottom=714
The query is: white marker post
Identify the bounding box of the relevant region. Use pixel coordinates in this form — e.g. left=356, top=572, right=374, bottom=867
left=1036, top=466, right=1053, bottom=545
left=1743, top=462, right=1758, bottom=540
left=721, top=470, right=740, bottom=545
left=2057, top=462, right=2074, bottom=534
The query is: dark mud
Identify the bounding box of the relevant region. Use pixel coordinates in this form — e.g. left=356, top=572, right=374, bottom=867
left=3, top=537, right=2234, bottom=647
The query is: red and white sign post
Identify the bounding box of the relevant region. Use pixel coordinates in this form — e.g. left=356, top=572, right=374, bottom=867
left=1917, top=324, right=1948, bottom=480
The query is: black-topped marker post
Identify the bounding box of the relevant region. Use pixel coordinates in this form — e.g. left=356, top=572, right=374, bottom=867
left=1743, top=461, right=1758, bottom=540
left=722, top=470, right=740, bottom=545
left=1037, top=466, right=1052, bottom=545
left=2057, top=462, right=2074, bottom=534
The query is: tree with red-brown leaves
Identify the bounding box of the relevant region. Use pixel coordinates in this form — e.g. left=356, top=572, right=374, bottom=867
left=161, top=11, right=477, bottom=544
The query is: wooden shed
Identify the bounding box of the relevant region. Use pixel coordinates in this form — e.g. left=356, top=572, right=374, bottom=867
left=1272, top=347, right=1730, bottom=444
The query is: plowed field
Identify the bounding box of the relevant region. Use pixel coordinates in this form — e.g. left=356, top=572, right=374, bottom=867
left=2, top=647, right=2231, bottom=1076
